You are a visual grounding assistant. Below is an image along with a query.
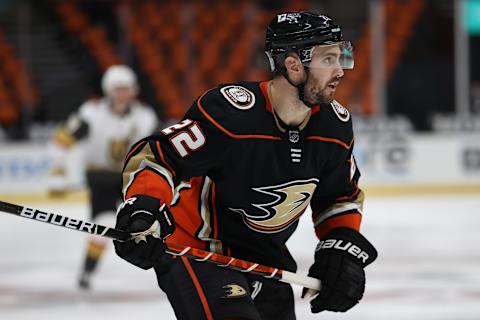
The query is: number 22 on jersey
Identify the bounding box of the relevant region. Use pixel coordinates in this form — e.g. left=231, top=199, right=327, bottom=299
left=161, top=119, right=206, bottom=157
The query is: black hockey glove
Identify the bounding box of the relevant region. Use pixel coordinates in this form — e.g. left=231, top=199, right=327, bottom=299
left=113, top=194, right=175, bottom=270
left=302, top=227, right=377, bottom=313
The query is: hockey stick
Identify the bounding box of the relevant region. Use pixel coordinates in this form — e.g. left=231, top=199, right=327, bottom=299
left=0, top=200, right=321, bottom=290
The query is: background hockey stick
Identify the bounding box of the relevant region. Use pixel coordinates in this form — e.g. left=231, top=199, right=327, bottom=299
left=0, top=200, right=321, bottom=291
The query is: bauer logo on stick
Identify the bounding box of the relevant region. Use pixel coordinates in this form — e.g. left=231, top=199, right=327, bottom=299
left=0, top=200, right=322, bottom=291
left=20, top=206, right=109, bottom=236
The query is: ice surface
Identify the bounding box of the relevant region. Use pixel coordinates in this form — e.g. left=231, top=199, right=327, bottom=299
left=1, top=194, right=479, bottom=320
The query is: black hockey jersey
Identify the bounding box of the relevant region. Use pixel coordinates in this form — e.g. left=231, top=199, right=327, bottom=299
left=122, top=81, right=363, bottom=272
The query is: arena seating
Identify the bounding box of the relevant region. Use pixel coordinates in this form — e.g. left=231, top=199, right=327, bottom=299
left=336, top=0, right=425, bottom=114
left=56, top=1, right=122, bottom=71
left=0, top=30, right=38, bottom=125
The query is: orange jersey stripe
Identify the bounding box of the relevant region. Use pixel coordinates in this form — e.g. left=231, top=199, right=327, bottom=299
left=125, top=170, right=173, bottom=205
left=168, top=177, right=206, bottom=249
left=125, top=141, right=145, bottom=161
left=259, top=81, right=273, bottom=113
left=181, top=257, right=214, bottom=320
left=306, top=136, right=354, bottom=150
left=310, top=104, right=321, bottom=115
left=314, top=212, right=362, bottom=240
left=197, top=92, right=282, bottom=141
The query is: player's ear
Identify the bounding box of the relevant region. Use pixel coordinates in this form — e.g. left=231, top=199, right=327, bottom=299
left=284, top=55, right=305, bottom=83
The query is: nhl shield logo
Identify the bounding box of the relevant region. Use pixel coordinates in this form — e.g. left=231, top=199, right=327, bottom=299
left=220, top=85, right=255, bottom=110
left=289, top=130, right=300, bottom=143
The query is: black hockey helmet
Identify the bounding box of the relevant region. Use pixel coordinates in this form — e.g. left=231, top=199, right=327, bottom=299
left=265, top=11, right=353, bottom=73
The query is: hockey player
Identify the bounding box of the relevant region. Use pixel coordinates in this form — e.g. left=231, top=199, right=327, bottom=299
left=49, top=65, right=158, bottom=289
left=114, top=12, right=377, bottom=319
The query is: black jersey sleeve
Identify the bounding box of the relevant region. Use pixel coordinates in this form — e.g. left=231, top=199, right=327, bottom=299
left=122, top=89, right=233, bottom=205
left=310, top=123, right=363, bottom=240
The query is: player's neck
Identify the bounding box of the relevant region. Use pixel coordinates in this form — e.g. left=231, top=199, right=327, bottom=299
left=110, top=102, right=131, bottom=116
left=268, top=79, right=311, bottom=127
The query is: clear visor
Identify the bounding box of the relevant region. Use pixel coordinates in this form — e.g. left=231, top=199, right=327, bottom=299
left=302, top=41, right=354, bottom=70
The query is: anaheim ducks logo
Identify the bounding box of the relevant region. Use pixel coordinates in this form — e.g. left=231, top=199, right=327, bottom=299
left=229, top=178, right=319, bottom=233
left=222, top=283, right=247, bottom=299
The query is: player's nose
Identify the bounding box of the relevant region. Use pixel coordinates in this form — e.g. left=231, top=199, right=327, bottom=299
left=334, top=64, right=344, bottom=78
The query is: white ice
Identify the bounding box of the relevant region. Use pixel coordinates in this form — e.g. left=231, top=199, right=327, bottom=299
left=1, top=193, right=479, bottom=320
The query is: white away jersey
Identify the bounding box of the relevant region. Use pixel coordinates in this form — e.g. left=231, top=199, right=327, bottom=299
left=53, top=98, right=158, bottom=171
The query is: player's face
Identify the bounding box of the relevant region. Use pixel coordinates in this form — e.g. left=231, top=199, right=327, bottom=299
left=109, top=86, right=136, bottom=112
left=303, top=45, right=345, bottom=105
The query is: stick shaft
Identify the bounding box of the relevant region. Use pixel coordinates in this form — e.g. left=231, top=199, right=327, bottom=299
left=0, top=200, right=129, bottom=240
left=164, top=243, right=321, bottom=289
left=0, top=200, right=321, bottom=290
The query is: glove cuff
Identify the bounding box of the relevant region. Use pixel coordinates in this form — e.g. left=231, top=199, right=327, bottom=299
left=315, top=227, right=377, bottom=267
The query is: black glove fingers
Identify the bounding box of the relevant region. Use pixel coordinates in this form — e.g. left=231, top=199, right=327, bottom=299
left=341, top=260, right=365, bottom=298
left=115, top=237, right=164, bottom=270
left=141, top=237, right=165, bottom=262
left=318, top=288, right=358, bottom=313
left=114, top=194, right=176, bottom=270
left=336, top=275, right=364, bottom=300
left=311, top=287, right=332, bottom=313
left=114, top=240, right=148, bottom=269
left=128, top=215, right=155, bottom=233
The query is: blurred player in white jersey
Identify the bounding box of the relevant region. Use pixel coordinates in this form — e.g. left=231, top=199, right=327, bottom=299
left=48, top=65, right=158, bottom=289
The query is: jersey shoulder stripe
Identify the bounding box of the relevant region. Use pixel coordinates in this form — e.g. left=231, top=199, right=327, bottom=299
left=187, top=82, right=282, bottom=140
left=306, top=135, right=354, bottom=150
left=308, top=99, right=354, bottom=147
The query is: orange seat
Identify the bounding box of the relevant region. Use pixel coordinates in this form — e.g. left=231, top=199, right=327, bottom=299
left=56, top=2, right=76, bottom=15
left=0, top=103, right=19, bottom=124
left=64, top=13, right=88, bottom=33
left=140, top=2, right=158, bottom=17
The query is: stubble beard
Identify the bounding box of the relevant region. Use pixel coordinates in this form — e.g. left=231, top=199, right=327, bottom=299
left=304, top=77, right=336, bottom=106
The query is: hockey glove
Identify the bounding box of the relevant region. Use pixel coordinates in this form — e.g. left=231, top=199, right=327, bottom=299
left=113, top=194, right=175, bottom=270
left=302, top=227, right=377, bottom=313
